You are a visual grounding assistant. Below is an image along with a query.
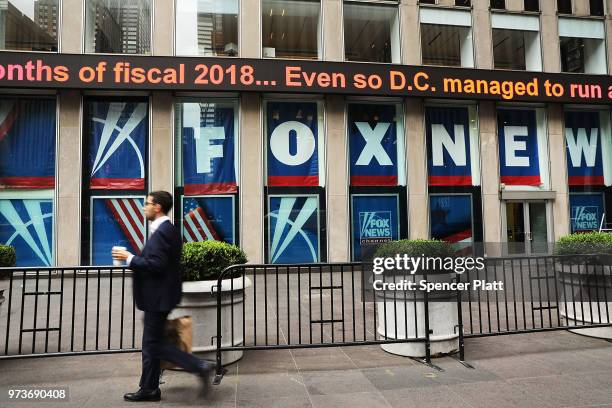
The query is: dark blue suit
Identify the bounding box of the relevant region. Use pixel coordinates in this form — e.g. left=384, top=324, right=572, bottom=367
left=130, top=220, right=205, bottom=391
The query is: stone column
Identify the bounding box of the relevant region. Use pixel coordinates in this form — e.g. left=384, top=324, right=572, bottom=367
left=239, top=94, right=264, bottom=263
left=149, top=93, right=174, bottom=196
left=405, top=99, right=428, bottom=239
left=478, top=101, right=502, bottom=245
left=60, top=0, right=83, bottom=53
left=322, top=0, right=343, bottom=61
left=400, top=0, right=420, bottom=65
left=473, top=0, right=493, bottom=69
left=240, top=0, right=262, bottom=57
left=153, top=0, right=174, bottom=56
left=548, top=104, right=570, bottom=240
left=56, top=91, right=82, bottom=265
left=541, top=0, right=561, bottom=72
left=325, top=95, right=348, bottom=261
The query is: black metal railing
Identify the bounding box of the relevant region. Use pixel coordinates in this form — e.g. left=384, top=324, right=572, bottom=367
left=212, top=262, right=437, bottom=380
left=460, top=254, right=612, bottom=338
left=0, top=266, right=141, bottom=359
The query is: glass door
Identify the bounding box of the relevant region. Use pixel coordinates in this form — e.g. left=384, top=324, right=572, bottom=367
left=505, top=201, right=550, bottom=255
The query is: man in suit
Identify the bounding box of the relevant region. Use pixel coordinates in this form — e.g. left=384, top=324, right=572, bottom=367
left=112, top=191, right=212, bottom=402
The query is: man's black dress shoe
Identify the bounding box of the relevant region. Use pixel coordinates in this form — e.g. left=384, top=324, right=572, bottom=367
left=123, top=388, right=161, bottom=402
left=198, top=363, right=214, bottom=396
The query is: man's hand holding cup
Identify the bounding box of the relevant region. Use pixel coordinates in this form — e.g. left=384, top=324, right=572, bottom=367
left=112, top=246, right=132, bottom=266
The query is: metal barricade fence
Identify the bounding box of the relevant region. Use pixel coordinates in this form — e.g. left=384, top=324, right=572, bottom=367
left=459, top=254, right=612, bottom=338
left=0, top=266, right=140, bottom=359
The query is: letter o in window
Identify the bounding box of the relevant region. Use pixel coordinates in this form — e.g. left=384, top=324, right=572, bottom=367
left=270, top=121, right=316, bottom=166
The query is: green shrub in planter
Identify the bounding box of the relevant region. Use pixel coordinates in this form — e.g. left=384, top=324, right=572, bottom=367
left=182, top=241, right=247, bottom=282
left=374, top=239, right=457, bottom=260
left=0, top=245, right=16, bottom=279
left=555, top=232, right=612, bottom=257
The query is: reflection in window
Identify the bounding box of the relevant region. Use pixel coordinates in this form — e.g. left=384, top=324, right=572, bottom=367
left=85, top=0, right=151, bottom=54
left=490, top=0, right=505, bottom=9
left=561, top=38, right=584, bottom=73
left=524, top=0, right=539, bottom=12
left=262, top=0, right=320, bottom=59
left=429, top=194, right=473, bottom=244
left=559, top=18, right=606, bottom=74
left=175, top=0, right=238, bottom=56
left=557, top=0, right=572, bottom=14
left=344, top=2, right=400, bottom=63
left=590, top=0, right=604, bottom=16
left=492, top=14, right=541, bottom=71
left=0, top=0, right=58, bottom=51
left=421, top=24, right=473, bottom=67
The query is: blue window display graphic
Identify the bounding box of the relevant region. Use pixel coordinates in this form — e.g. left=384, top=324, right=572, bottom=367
left=498, top=109, right=541, bottom=186
left=0, top=98, right=56, bottom=189
left=266, top=102, right=319, bottom=187
left=348, top=104, right=398, bottom=186
left=268, top=196, right=319, bottom=263
left=0, top=199, right=54, bottom=266
left=88, top=101, right=147, bottom=190
left=182, top=196, right=235, bottom=244
left=569, top=193, right=605, bottom=233
left=180, top=103, right=237, bottom=195
left=430, top=195, right=473, bottom=243
left=565, top=111, right=604, bottom=186
left=426, top=106, right=473, bottom=186
left=350, top=194, right=399, bottom=261
left=91, top=197, right=145, bottom=265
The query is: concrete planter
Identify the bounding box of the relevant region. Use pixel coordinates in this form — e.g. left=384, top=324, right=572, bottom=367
left=375, top=272, right=458, bottom=358
left=169, top=276, right=251, bottom=365
left=556, top=263, right=612, bottom=339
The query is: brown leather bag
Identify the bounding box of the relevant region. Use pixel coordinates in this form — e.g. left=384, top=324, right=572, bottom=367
left=161, top=316, right=193, bottom=370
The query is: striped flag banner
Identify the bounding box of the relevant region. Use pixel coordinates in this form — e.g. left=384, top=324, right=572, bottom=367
left=105, top=198, right=145, bottom=254
left=183, top=206, right=220, bottom=242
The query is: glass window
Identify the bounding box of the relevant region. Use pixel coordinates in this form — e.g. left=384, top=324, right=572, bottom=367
left=590, top=0, right=604, bottom=16
left=351, top=194, right=400, bottom=261
left=174, top=99, right=239, bottom=245
left=420, top=8, right=473, bottom=67
left=0, top=98, right=56, bottom=267
left=264, top=100, right=325, bottom=187
left=565, top=109, right=612, bottom=234
left=492, top=14, right=541, bottom=71
left=344, top=2, right=400, bottom=63
left=90, top=196, right=145, bottom=265
left=455, top=0, right=471, bottom=6
left=524, top=0, right=539, bottom=12
left=429, top=194, right=473, bottom=244
left=267, top=194, right=320, bottom=263
left=558, top=0, right=572, bottom=14
left=0, top=0, right=58, bottom=51
left=425, top=105, right=480, bottom=187
left=85, top=0, right=151, bottom=54
left=175, top=0, right=238, bottom=56
left=497, top=108, right=549, bottom=189
left=559, top=18, right=606, bottom=74
left=419, top=0, right=436, bottom=4
left=490, top=0, right=506, bottom=9
left=83, top=98, right=149, bottom=265
left=262, top=0, right=321, bottom=59
left=348, top=103, right=405, bottom=186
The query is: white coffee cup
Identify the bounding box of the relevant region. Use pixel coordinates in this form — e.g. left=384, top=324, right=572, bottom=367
left=112, top=246, right=127, bottom=267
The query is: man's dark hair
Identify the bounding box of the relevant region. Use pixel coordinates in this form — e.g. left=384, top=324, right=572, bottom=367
left=149, top=191, right=173, bottom=214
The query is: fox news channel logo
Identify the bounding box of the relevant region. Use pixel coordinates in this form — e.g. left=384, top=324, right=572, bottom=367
left=572, top=206, right=599, bottom=231
left=359, top=211, right=392, bottom=245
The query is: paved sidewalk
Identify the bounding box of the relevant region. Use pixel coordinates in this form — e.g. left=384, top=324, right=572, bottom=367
left=1, top=331, right=612, bottom=408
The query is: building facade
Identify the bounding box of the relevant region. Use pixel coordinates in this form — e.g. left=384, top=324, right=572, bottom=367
left=0, top=0, right=611, bottom=267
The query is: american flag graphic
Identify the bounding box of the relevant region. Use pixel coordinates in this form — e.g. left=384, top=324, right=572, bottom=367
left=0, top=100, right=18, bottom=142
left=183, top=205, right=220, bottom=242
left=105, top=198, right=145, bottom=254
